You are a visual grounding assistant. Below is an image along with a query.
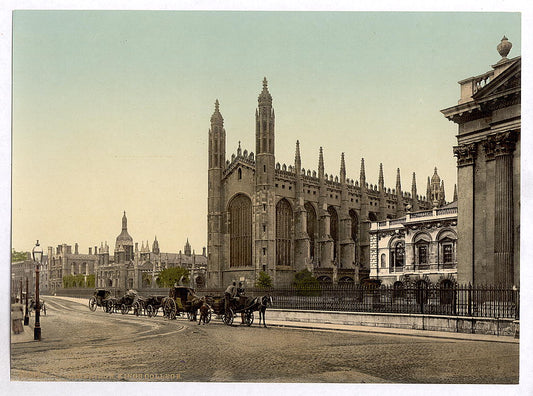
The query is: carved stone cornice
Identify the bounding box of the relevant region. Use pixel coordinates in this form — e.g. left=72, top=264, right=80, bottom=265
left=453, top=143, right=478, bottom=167
left=494, top=130, right=518, bottom=157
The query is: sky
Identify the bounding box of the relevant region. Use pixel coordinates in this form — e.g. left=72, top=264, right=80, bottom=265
left=9, top=10, right=522, bottom=255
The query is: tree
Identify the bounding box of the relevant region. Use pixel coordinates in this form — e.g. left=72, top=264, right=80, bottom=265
left=11, top=250, right=29, bottom=262
left=156, top=267, right=190, bottom=288
left=292, top=269, right=321, bottom=296
left=255, top=271, right=273, bottom=289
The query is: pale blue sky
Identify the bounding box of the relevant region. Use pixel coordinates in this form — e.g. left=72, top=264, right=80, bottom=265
left=11, top=11, right=522, bottom=254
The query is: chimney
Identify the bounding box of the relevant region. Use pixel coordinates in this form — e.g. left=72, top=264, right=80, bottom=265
left=89, top=247, right=92, bottom=255
left=75, top=243, right=79, bottom=255
left=202, top=247, right=206, bottom=256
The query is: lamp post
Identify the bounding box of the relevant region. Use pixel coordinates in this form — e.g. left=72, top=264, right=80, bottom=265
left=24, top=277, right=29, bottom=325
left=32, top=240, right=43, bottom=341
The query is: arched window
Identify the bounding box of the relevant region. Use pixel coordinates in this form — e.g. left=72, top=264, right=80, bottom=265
left=229, top=194, right=252, bottom=267
left=328, top=206, right=339, bottom=261
left=305, top=202, right=317, bottom=262
left=390, top=240, right=404, bottom=272
left=349, top=209, right=359, bottom=263
left=276, top=199, right=293, bottom=266
left=380, top=253, right=387, bottom=268
left=238, top=168, right=242, bottom=179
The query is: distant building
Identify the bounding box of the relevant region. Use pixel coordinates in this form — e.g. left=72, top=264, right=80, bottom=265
left=207, top=79, right=447, bottom=287
left=441, top=37, right=520, bottom=287
left=47, top=243, right=99, bottom=292
left=369, top=201, right=458, bottom=287
left=11, top=252, right=49, bottom=296
left=95, top=212, right=207, bottom=289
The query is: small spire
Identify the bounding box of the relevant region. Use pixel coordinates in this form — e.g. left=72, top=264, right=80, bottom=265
left=360, top=158, right=366, bottom=184
left=210, top=99, right=224, bottom=124
left=454, top=184, right=458, bottom=201
left=237, top=141, right=242, bottom=156
left=396, top=168, right=402, bottom=191
left=318, top=147, right=324, bottom=172
left=295, top=140, right=301, bottom=170
left=258, top=77, right=272, bottom=106
left=378, top=163, right=384, bottom=188
left=411, top=172, right=417, bottom=190
left=441, top=180, right=446, bottom=202
left=411, top=172, right=419, bottom=211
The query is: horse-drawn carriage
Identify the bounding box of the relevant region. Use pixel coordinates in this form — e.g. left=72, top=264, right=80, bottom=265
left=207, top=294, right=272, bottom=327
left=162, top=286, right=204, bottom=321
left=88, top=289, right=113, bottom=312
left=132, top=295, right=166, bottom=317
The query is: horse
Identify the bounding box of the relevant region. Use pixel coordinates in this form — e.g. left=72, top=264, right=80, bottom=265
left=246, top=295, right=272, bottom=327
left=29, top=298, right=46, bottom=316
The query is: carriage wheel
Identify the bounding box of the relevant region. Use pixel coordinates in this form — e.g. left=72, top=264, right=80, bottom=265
left=133, top=301, right=142, bottom=316
left=163, top=299, right=177, bottom=320
left=89, top=297, right=97, bottom=312
left=205, top=310, right=212, bottom=324
left=244, top=311, right=254, bottom=327
left=105, top=299, right=115, bottom=314
left=121, top=304, right=129, bottom=315
left=222, top=309, right=234, bottom=326
left=146, top=304, right=155, bottom=317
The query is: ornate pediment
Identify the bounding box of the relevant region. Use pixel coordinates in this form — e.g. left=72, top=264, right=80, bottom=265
left=473, top=58, right=521, bottom=106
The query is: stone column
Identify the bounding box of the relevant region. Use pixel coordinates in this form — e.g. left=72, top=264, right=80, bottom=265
left=493, top=132, right=517, bottom=286
left=453, top=143, right=477, bottom=285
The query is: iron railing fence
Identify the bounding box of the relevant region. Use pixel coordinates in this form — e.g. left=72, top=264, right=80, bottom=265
left=196, top=284, right=519, bottom=319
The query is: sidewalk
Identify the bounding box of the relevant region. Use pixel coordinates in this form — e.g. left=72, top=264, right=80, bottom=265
left=46, top=295, right=519, bottom=344
left=266, top=319, right=519, bottom=344
left=11, top=322, right=36, bottom=344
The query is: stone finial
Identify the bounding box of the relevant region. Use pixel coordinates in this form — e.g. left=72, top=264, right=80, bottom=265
left=378, top=163, right=384, bottom=188
left=497, top=36, right=512, bottom=59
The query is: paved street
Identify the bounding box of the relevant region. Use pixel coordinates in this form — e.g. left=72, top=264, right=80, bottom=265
left=11, top=296, right=519, bottom=383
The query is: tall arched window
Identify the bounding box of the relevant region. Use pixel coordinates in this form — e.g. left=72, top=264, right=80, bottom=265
left=349, top=209, right=359, bottom=263
left=328, top=206, right=339, bottom=261
left=437, top=230, right=457, bottom=270
left=305, top=202, right=317, bottom=262
left=229, top=194, right=252, bottom=267
left=390, top=240, right=404, bottom=272
left=413, top=233, right=431, bottom=270
left=276, top=199, right=293, bottom=266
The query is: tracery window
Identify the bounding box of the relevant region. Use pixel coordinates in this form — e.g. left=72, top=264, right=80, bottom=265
left=276, top=199, right=293, bottom=266
left=328, top=206, right=339, bottom=261
left=305, top=202, right=317, bottom=262
left=229, top=194, right=252, bottom=267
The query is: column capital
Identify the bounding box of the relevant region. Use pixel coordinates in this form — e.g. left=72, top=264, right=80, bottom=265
left=453, top=143, right=478, bottom=167
left=494, top=130, right=518, bottom=157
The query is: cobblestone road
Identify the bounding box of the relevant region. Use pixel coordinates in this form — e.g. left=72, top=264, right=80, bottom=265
left=10, top=296, right=519, bottom=383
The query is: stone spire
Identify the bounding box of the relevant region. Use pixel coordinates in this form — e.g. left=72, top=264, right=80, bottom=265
left=411, top=172, right=419, bottom=211
left=295, top=140, right=301, bottom=171
left=184, top=238, right=192, bottom=256
left=426, top=176, right=431, bottom=202
left=453, top=184, right=458, bottom=201
left=152, top=236, right=160, bottom=255
left=210, top=99, right=224, bottom=125
left=258, top=77, right=272, bottom=107
left=340, top=152, right=346, bottom=183
left=360, top=158, right=366, bottom=188
left=378, top=163, right=384, bottom=191
left=318, top=147, right=324, bottom=177
left=441, top=180, right=446, bottom=204
left=396, top=168, right=404, bottom=216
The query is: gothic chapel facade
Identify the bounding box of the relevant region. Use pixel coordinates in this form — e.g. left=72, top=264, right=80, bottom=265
left=207, top=79, right=443, bottom=287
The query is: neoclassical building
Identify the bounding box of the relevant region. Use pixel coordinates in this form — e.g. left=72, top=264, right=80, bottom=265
left=369, top=201, right=458, bottom=287
left=207, top=79, right=448, bottom=287
left=441, top=37, right=520, bottom=287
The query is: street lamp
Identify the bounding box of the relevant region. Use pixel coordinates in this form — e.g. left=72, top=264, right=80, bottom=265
left=32, top=240, right=43, bottom=341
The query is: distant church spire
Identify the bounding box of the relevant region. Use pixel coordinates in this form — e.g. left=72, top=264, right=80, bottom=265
left=411, top=172, right=419, bottom=211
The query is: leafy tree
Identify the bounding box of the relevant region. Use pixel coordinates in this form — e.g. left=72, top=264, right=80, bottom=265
left=86, top=274, right=95, bottom=288
left=255, top=271, right=273, bottom=289
left=292, top=269, right=321, bottom=296
left=11, top=250, right=29, bottom=262
left=156, top=267, right=189, bottom=287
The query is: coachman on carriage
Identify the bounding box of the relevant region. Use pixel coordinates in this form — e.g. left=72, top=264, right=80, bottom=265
left=162, top=286, right=204, bottom=321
